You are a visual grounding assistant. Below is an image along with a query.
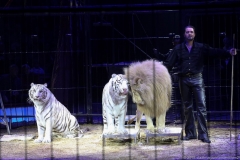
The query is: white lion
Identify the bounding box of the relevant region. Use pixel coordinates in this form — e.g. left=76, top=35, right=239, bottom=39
left=124, top=59, right=172, bottom=133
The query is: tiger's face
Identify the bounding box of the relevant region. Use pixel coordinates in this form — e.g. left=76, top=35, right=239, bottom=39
left=28, top=83, right=50, bottom=104
left=111, top=74, right=129, bottom=97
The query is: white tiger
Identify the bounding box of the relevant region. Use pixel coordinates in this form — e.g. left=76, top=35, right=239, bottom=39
left=102, top=74, right=129, bottom=135
left=28, top=83, right=83, bottom=143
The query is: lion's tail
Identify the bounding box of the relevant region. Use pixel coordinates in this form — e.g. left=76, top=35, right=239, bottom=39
left=127, top=116, right=136, bottom=125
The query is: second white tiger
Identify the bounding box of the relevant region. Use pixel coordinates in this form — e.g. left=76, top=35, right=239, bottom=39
left=102, top=74, right=129, bottom=135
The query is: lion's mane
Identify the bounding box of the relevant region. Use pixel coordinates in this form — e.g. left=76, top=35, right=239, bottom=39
left=124, top=59, right=172, bottom=118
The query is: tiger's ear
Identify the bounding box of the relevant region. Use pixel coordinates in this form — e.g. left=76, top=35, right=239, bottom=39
left=112, top=74, right=117, bottom=78
left=44, top=83, right=48, bottom=87
left=30, top=83, right=34, bottom=87
left=122, top=74, right=127, bottom=79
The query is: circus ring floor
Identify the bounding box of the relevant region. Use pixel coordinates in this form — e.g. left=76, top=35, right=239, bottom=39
left=0, top=121, right=239, bottom=160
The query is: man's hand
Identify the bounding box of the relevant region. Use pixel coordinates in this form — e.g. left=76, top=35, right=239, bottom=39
left=230, top=48, right=237, bottom=56
left=153, top=48, right=158, bottom=54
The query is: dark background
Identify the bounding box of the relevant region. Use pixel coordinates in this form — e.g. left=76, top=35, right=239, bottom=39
left=0, top=0, right=239, bottom=124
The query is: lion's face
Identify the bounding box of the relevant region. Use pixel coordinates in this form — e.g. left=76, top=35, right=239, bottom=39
left=29, top=83, right=49, bottom=104
left=131, top=89, right=145, bottom=105
left=128, top=77, right=145, bottom=105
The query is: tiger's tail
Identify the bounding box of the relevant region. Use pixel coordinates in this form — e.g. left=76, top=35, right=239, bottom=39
left=77, top=127, right=90, bottom=138
left=80, top=127, right=90, bottom=133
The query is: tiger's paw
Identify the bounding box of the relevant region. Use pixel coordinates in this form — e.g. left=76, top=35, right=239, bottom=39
left=42, top=137, right=52, bottom=143
left=66, top=135, right=76, bottom=138
left=34, top=138, right=43, bottom=143
left=103, top=129, right=115, bottom=135
left=117, top=128, right=128, bottom=135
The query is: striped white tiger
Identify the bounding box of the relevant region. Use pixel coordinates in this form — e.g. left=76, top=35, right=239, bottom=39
left=28, top=83, right=83, bottom=143
left=102, top=74, right=129, bottom=135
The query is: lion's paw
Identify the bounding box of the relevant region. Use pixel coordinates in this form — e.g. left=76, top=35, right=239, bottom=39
left=157, top=128, right=166, bottom=133
left=135, top=123, right=140, bottom=131
left=147, top=126, right=155, bottom=133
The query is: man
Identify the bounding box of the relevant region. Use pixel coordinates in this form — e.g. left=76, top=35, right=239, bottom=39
left=163, top=25, right=237, bottom=143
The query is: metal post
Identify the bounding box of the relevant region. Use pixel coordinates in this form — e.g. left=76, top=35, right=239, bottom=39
left=0, top=92, right=11, bottom=134
left=230, top=34, right=235, bottom=141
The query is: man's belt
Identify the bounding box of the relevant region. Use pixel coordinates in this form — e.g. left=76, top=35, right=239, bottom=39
left=179, top=73, right=202, bottom=78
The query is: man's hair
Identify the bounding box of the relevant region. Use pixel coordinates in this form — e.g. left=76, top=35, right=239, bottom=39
left=184, top=25, right=195, bottom=33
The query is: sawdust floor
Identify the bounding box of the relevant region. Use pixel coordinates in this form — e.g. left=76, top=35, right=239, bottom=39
left=0, top=121, right=239, bottom=160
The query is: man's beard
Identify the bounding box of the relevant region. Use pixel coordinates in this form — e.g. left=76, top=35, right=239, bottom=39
left=186, top=36, right=194, bottom=41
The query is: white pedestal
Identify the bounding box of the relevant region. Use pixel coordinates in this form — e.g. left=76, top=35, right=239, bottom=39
left=145, top=127, right=182, bottom=145
left=102, top=128, right=140, bottom=144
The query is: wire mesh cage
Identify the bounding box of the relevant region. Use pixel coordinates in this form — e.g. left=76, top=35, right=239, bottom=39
left=0, top=0, right=239, bottom=133
left=0, top=1, right=239, bottom=159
